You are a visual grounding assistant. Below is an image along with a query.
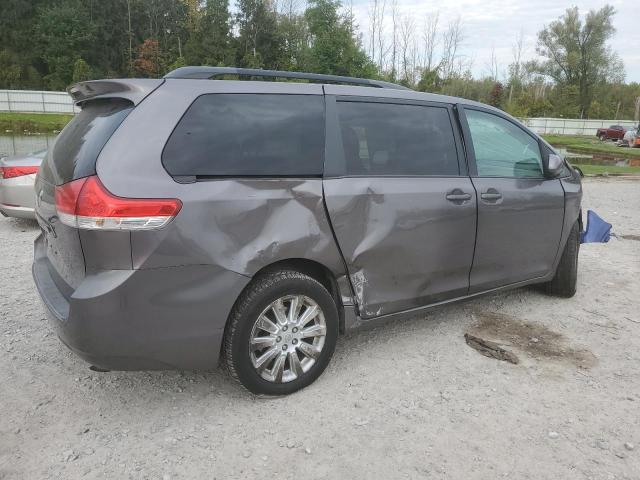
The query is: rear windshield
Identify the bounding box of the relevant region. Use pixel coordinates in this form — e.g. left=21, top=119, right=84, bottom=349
left=162, top=94, right=325, bottom=177
left=43, top=98, right=133, bottom=185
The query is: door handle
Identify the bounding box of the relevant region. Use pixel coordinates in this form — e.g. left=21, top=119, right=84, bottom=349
left=480, top=191, right=503, bottom=201
left=445, top=190, right=472, bottom=203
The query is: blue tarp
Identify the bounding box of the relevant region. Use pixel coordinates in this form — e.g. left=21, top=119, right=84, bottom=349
left=580, top=210, right=612, bottom=244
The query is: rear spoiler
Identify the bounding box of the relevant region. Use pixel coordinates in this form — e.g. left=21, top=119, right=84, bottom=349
left=67, top=79, right=164, bottom=107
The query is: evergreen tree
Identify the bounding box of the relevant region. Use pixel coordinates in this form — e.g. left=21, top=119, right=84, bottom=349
left=72, top=58, right=93, bottom=83
left=35, top=0, right=96, bottom=89
left=235, top=0, right=282, bottom=69
left=184, top=0, right=234, bottom=66
left=304, top=0, right=377, bottom=78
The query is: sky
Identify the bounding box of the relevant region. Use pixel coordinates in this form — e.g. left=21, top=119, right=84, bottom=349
left=348, top=0, right=640, bottom=83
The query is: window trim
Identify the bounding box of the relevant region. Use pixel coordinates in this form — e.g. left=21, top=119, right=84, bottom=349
left=160, top=92, right=326, bottom=181
left=324, top=95, right=467, bottom=179
left=458, top=104, right=547, bottom=179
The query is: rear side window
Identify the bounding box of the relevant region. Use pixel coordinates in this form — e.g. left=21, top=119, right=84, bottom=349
left=162, top=94, right=325, bottom=177
left=336, top=101, right=459, bottom=176
left=44, top=98, right=133, bottom=185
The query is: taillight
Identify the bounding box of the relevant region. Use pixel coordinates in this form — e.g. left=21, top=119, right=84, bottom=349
left=55, top=175, right=182, bottom=230
left=0, top=166, right=39, bottom=179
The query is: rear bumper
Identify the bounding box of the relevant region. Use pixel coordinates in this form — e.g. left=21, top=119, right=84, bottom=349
left=0, top=203, right=35, bottom=219
left=32, top=234, right=250, bottom=371
left=0, top=175, right=37, bottom=218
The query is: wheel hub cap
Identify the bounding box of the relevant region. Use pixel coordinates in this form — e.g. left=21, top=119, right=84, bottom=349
left=249, top=295, right=327, bottom=383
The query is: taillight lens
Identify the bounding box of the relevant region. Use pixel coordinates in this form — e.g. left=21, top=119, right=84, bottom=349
left=0, top=166, right=39, bottom=179
left=55, top=175, right=182, bottom=230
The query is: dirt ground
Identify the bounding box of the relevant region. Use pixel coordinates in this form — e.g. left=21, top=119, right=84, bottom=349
left=1, top=177, right=639, bottom=480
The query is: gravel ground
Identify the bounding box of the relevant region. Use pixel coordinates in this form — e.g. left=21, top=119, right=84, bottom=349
left=1, top=177, right=639, bottom=480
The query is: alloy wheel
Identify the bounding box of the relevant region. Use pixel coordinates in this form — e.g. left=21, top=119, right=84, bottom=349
left=249, top=295, right=327, bottom=383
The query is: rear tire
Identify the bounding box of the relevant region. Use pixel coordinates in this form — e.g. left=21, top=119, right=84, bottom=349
left=223, top=270, right=338, bottom=395
left=544, top=221, right=580, bottom=297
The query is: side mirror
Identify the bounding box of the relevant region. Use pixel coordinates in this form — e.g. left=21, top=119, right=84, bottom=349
left=545, top=153, right=564, bottom=178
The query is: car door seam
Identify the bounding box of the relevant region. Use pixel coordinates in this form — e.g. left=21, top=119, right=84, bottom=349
left=320, top=182, right=360, bottom=314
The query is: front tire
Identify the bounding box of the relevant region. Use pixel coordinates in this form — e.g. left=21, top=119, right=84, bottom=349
left=544, top=221, right=579, bottom=297
left=223, top=270, right=338, bottom=395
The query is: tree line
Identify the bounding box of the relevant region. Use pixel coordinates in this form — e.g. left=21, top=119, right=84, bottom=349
left=1, top=0, right=639, bottom=120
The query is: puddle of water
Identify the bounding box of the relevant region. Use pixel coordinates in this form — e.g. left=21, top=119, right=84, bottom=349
left=555, top=147, right=634, bottom=167
left=466, top=311, right=597, bottom=369
left=0, top=134, right=57, bottom=157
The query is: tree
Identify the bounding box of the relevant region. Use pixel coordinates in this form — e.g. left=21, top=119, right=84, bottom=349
left=304, top=0, right=378, bottom=78
left=367, top=0, right=386, bottom=69
left=398, top=16, right=417, bottom=85
left=236, top=0, right=281, bottom=69
left=72, top=58, right=92, bottom=82
left=421, top=11, right=439, bottom=73
left=535, top=5, right=623, bottom=118
left=507, top=30, right=525, bottom=105
left=134, top=38, right=164, bottom=77
left=184, top=0, right=234, bottom=66
left=488, top=82, right=504, bottom=107
left=439, top=17, right=463, bottom=82
left=35, top=0, right=96, bottom=89
left=276, top=8, right=309, bottom=71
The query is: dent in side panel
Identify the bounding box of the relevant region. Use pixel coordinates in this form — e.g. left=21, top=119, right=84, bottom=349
left=80, top=230, right=133, bottom=272
left=561, top=170, right=582, bottom=227
left=324, top=177, right=477, bottom=318
left=556, top=169, right=583, bottom=265
left=130, top=179, right=348, bottom=279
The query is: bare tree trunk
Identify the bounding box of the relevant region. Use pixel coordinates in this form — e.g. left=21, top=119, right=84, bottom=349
left=399, top=16, right=415, bottom=84
left=635, top=97, right=640, bottom=122
left=440, top=17, right=463, bottom=82
left=508, top=30, right=524, bottom=104
left=127, top=0, right=133, bottom=75
left=377, top=0, right=387, bottom=69
left=368, top=0, right=377, bottom=61
left=390, top=0, right=398, bottom=80
left=485, top=46, right=498, bottom=81
left=368, top=0, right=386, bottom=66
left=422, top=11, right=439, bottom=72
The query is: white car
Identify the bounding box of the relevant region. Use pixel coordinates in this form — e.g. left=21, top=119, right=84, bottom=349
left=0, top=150, right=46, bottom=219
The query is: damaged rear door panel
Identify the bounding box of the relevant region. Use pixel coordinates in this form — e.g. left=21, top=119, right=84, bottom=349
left=322, top=94, right=477, bottom=318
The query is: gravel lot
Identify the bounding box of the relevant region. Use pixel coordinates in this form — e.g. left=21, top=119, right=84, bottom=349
left=1, top=177, right=639, bottom=480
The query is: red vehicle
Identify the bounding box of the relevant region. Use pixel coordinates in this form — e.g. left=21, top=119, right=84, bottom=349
left=596, top=125, right=627, bottom=141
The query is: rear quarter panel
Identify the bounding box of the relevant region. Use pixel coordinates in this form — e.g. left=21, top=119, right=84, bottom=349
left=95, top=79, right=349, bottom=279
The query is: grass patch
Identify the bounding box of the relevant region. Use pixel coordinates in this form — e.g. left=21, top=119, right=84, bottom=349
left=542, top=134, right=640, bottom=159
left=0, top=112, right=73, bottom=133
left=572, top=163, right=640, bottom=175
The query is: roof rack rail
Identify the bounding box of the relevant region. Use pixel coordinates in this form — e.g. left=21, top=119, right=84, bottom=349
left=164, top=66, right=410, bottom=90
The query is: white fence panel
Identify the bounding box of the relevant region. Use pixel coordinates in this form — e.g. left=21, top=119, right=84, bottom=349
left=0, top=89, right=78, bottom=114
left=0, top=89, right=637, bottom=136
left=521, top=117, right=638, bottom=136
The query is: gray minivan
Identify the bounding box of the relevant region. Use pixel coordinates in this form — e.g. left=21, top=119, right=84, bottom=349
left=32, top=67, right=582, bottom=395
